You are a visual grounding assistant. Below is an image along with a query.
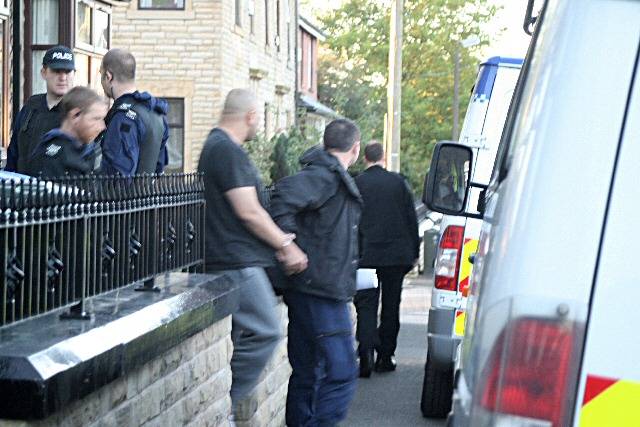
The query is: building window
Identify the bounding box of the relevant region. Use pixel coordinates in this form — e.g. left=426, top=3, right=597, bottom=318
left=139, top=0, right=185, bottom=10
left=94, top=8, right=110, bottom=50
left=275, top=0, right=281, bottom=52
left=285, top=0, right=290, bottom=61
left=30, top=0, right=60, bottom=95
left=76, top=1, right=91, bottom=45
left=287, top=23, right=291, bottom=61
left=276, top=94, right=283, bottom=132
left=235, top=0, right=241, bottom=26
left=307, top=39, right=313, bottom=91
left=264, top=102, right=270, bottom=136
left=264, top=0, right=269, bottom=46
left=25, top=0, right=111, bottom=97
left=165, top=98, right=185, bottom=172
left=74, top=0, right=111, bottom=91
left=76, top=0, right=110, bottom=54
left=248, top=0, right=255, bottom=34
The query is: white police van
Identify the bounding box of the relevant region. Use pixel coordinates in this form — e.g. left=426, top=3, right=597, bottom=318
left=424, top=0, right=640, bottom=425
left=420, top=56, right=523, bottom=418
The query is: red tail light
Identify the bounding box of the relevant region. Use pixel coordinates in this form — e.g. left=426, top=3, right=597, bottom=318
left=479, top=318, right=577, bottom=426
left=434, top=225, right=464, bottom=291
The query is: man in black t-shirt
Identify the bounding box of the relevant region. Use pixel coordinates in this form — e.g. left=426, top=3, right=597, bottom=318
left=197, top=89, right=307, bottom=414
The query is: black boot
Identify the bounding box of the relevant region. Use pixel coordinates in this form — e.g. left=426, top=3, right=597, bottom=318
left=359, top=350, right=374, bottom=378
left=374, top=355, right=397, bottom=372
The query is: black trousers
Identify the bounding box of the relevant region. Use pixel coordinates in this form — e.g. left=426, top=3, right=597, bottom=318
left=353, top=265, right=411, bottom=357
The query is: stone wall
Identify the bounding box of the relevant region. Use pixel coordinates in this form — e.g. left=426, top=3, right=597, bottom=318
left=0, top=280, right=293, bottom=427
left=3, top=317, right=234, bottom=427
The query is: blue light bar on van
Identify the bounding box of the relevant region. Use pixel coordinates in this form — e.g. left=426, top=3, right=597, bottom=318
left=473, top=57, right=524, bottom=102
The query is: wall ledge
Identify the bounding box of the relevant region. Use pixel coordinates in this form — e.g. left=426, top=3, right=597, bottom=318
left=0, top=273, right=238, bottom=420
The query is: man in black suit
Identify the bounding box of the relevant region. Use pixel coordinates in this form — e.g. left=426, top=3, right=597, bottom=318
left=354, top=141, right=420, bottom=377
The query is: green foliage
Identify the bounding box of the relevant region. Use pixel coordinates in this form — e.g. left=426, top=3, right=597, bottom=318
left=269, top=126, right=320, bottom=182
left=245, top=123, right=321, bottom=185
left=318, top=0, right=498, bottom=195
left=245, top=132, right=275, bottom=185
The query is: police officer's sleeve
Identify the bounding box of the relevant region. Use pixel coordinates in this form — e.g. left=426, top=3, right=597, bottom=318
left=5, top=108, right=26, bottom=171
left=100, top=112, right=142, bottom=177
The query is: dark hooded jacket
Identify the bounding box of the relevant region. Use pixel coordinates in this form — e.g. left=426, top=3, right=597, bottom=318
left=25, top=129, right=97, bottom=178
left=99, top=91, right=169, bottom=176
left=269, top=146, right=363, bottom=301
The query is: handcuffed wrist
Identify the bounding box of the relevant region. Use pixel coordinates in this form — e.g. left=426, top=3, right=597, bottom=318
left=280, top=233, right=296, bottom=248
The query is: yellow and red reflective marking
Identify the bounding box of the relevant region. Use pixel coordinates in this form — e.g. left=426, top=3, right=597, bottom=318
left=459, top=238, right=478, bottom=297
left=454, top=310, right=466, bottom=336
left=580, top=374, right=640, bottom=426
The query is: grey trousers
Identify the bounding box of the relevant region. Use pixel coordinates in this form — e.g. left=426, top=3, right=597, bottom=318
left=216, top=267, right=282, bottom=404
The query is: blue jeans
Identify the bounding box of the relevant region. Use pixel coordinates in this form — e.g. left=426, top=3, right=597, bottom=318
left=283, top=291, right=358, bottom=427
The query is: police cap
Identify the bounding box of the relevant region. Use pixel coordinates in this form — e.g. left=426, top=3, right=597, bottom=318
left=43, top=46, right=75, bottom=71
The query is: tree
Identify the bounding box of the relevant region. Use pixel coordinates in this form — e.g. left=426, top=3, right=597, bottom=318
left=245, top=120, right=321, bottom=185
left=318, top=0, right=498, bottom=195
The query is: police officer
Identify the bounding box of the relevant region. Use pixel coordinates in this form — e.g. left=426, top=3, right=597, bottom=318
left=26, top=87, right=107, bottom=178
left=5, top=46, right=75, bottom=173
left=98, top=48, right=168, bottom=176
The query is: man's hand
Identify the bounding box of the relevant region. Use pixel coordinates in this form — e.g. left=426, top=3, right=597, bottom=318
left=277, top=243, right=308, bottom=275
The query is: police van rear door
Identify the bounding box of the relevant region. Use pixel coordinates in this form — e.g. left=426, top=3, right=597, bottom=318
left=574, top=28, right=640, bottom=427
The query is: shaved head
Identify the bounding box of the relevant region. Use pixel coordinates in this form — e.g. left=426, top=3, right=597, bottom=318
left=219, top=89, right=260, bottom=142
left=101, top=49, right=136, bottom=83
left=222, top=88, right=258, bottom=116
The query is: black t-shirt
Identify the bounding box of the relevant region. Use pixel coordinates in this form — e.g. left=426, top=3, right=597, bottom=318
left=197, top=128, right=273, bottom=270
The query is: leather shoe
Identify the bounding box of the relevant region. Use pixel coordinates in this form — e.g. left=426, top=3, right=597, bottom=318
left=375, top=355, right=397, bottom=372
left=359, top=350, right=374, bottom=378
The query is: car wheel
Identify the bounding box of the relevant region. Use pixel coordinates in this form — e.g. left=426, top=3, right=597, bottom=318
left=420, top=351, right=453, bottom=418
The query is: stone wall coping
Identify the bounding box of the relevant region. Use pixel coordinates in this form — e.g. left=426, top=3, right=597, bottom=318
left=0, top=273, right=238, bottom=421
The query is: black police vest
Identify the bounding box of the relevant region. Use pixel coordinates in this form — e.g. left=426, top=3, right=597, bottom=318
left=130, top=103, right=164, bottom=174
left=16, top=95, right=62, bottom=174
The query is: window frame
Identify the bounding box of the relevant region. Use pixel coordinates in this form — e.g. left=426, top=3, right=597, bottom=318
left=23, top=0, right=111, bottom=98
left=264, top=0, right=269, bottom=46
left=75, top=0, right=111, bottom=55
left=25, top=0, right=64, bottom=98
left=248, top=0, right=255, bottom=35
left=164, top=97, right=185, bottom=173
left=235, top=0, right=241, bottom=27
left=138, top=0, right=185, bottom=11
left=275, top=0, right=280, bottom=52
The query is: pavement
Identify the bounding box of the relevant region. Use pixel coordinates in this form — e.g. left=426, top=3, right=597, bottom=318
left=344, top=273, right=446, bottom=427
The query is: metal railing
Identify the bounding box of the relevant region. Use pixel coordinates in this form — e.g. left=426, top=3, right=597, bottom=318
left=0, top=173, right=205, bottom=327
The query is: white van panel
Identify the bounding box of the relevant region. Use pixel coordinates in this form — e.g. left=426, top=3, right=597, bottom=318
left=471, top=66, right=521, bottom=185
left=574, top=46, right=640, bottom=426
left=461, top=0, right=640, bottom=417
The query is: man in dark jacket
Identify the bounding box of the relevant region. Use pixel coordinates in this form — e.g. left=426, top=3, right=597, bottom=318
left=270, top=119, right=362, bottom=426
left=354, top=141, right=419, bottom=376
left=26, top=86, right=107, bottom=178
left=98, top=49, right=168, bottom=176
left=5, top=46, right=75, bottom=173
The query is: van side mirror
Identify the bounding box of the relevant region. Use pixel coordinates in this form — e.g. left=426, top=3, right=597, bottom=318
left=424, top=142, right=474, bottom=216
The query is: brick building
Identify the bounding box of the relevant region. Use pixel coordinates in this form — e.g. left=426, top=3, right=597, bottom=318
left=112, top=0, right=297, bottom=172
left=297, top=15, right=337, bottom=133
